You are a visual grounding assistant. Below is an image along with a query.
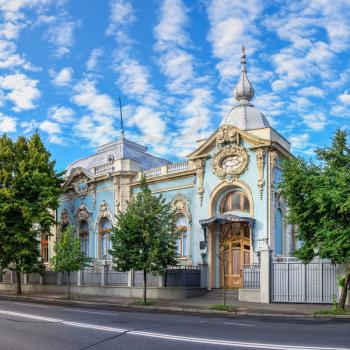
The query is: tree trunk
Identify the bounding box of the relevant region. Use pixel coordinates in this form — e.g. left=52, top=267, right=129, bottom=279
left=67, top=271, right=71, bottom=300
left=16, top=270, right=21, bottom=295
left=143, top=270, right=147, bottom=304
left=338, top=267, right=350, bottom=310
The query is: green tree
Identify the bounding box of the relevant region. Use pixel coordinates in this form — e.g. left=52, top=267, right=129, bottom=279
left=110, top=175, right=179, bottom=303
left=280, top=129, right=350, bottom=309
left=51, top=225, right=90, bottom=299
left=0, top=132, right=63, bottom=294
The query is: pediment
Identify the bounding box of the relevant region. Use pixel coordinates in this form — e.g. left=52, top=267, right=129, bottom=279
left=187, top=125, right=271, bottom=160
left=63, top=167, right=96, bottom=198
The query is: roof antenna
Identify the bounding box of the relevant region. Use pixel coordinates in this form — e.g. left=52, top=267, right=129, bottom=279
left=118, top=96, right=124, bottom=139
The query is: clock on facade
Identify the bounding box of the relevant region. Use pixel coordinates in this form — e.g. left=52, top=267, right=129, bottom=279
left=213, top=145, right=248, bottom=178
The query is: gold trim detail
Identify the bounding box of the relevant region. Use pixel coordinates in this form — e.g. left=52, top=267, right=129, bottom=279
left=212, top=145, right=249, bottom=179
left=196, top=159, right=205, bottom=207
left=216, top=125, right=239, bottom=145
left=255, top=148, right=266, bottom=200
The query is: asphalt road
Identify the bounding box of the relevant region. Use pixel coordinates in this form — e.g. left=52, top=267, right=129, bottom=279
left=0, top=299, right=348, bottom=350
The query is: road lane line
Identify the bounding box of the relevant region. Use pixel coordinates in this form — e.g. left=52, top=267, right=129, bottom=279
left=14, top=302, right=48, bottom=308
left=0, top=309, right=348, bottom=350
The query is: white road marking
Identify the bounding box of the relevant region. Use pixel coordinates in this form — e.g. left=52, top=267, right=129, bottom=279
left=63, top=308, right=120, bottom=316
left=0, top=309, right=348, bottom=350
left=200, top=320, right=254, bottom=327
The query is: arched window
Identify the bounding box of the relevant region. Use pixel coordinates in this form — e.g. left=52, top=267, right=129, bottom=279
left=176, top=215, right=188, bottom=257
left=79, top=221, right=89, bottom=256
left=220, top=191, right=250, bottom=213
left=41, top=234, right=49, bottom=263
left=99, top=218, right=112, bottom=260
left=275, top=208, right=283, bottom=255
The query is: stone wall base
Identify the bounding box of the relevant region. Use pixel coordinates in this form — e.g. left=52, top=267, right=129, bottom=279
left=0, top=283, right=205, bottom=299
left=238, top=288, right=261, bottom=303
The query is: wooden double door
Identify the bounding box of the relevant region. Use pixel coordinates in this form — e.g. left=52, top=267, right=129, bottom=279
left=219, top=222, right=251, bottom=289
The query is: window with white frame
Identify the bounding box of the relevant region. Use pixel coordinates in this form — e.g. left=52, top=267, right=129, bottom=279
left=99, top=218, right=112, bottom=259
left=176, top=214, right=188, bottom=257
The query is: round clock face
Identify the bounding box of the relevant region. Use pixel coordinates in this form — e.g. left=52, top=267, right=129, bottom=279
left=221, top=155, right=243, bottom=171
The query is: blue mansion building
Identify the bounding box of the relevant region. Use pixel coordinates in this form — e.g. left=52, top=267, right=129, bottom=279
left=50, top=49, right=294, bottom=290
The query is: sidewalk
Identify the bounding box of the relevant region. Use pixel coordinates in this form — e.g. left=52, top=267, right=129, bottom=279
left=0, top=290, right=348, bottom=319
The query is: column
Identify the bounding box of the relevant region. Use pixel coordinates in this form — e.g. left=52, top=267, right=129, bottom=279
left=260, top=248, right=272, bottom=303
left=101, top=264, right=107, bottom=287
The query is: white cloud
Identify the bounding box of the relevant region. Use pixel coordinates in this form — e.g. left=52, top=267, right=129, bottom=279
left=50, top=67, right=73, bottom=87
left=86, top=48, right=104, bottom=71
left=154, top=0, right=188, bottom=49
left=20, top=119, right=39, bottom=134
left=39, top=120, right=61, bottom=134
left=0, top=73, right=40, bottom=111
left=106, top=0, right=135, bottom=38
left=74, top=115, right=119, bottom=147
left=298, top=86, right=324, bottom=98
left=338, top=92, right=350, bottom=105
left=303, top=112, right=326, bottom=131
left=48, top=105, right=74, bottom=123
left=45, top=19, right=80, bottom=57
left=72, top=79, right=117, bottom=116
left=206, top=0, right=263, bottom=83
left=0, top=113, right=16, bottom=133
left=289, top=133, right=310, bottom=150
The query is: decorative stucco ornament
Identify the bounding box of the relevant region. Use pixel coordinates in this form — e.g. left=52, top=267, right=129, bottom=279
left=76, top=204, right=91, bottom=222
left=216, top=125, right=240, bottom=145
left=95, top=200, right=115, bottom=230
left=195, top=159, right=205, bottom=207
left=59, top=209, right=70, bottom=231
left=171, top=193, right=192, bottom=223
left=255, top=148, right=266, bottom=199
left=213, top=145, right=249, bottom=179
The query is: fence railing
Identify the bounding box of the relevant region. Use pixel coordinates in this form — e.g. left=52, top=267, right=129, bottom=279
left=242, top=264, right=261, bottom=289
left=0, top=265, right=202, bottom=289
left=272, top=259, right=339, bottom=303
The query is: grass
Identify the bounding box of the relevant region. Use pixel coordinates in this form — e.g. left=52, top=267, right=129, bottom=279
left=208, top=304, right=237, bottom=312
left=131, top=300, right=155, bottom=306
left=315, top=308, right=350, bottom=316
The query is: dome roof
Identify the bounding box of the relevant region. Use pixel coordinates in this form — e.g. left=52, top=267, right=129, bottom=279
left=222, top=103, right=270, bottom=130
left=221, top=46, right=270, bottom=130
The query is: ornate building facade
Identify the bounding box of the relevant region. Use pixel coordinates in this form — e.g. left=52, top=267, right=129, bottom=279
left=50, top=48, right=294, bottom=289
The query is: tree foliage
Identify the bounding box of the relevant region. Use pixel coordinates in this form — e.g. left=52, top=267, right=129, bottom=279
left=0, top=132, right=63, bottom=294
left=51, top=225, right=90, bottom=299
left=280, top=129, right=350, bottom=309
left=110, top=175, right=179, bottom=302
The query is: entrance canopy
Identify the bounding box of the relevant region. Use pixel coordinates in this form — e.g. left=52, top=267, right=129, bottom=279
left=199, top=213, right=255, bottom=227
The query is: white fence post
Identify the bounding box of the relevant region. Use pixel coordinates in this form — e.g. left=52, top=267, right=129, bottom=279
left=128, top=270, right=134, bottom=287
left=101, top=265, right=107, bottom=287
left=260, top=249, right=272, bottom=303
left=77, top=270, right=83, bottom=286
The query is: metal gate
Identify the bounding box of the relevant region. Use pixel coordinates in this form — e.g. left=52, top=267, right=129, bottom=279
left=272, top=258, right=339, bottom=303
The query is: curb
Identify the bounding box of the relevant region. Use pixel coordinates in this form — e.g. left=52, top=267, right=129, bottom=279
left=0, top=294, right=349, bottom=320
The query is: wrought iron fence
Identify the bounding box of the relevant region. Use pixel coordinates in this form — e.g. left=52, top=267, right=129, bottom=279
left=242, top=264, right=260, bottom=289
left=165, top=266, right=201, bottom=287
left=272, top=258, right=339, bottom=303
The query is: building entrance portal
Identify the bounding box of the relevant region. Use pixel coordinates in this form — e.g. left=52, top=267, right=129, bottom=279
left=219, top=222, right=251, bottom=289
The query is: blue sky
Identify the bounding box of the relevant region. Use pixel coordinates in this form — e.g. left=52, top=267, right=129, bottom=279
left=0, top=0, right=349, bottom=171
